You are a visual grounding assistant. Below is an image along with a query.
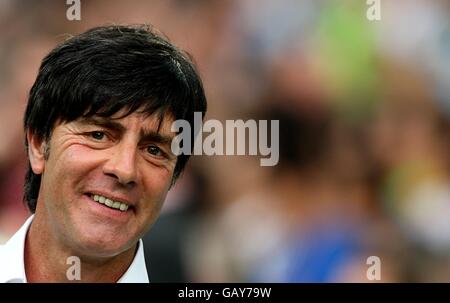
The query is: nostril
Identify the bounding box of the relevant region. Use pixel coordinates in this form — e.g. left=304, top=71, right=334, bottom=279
left=103, top=169, right=138, bottom=186
left=102, top=150, right=139, bottom=186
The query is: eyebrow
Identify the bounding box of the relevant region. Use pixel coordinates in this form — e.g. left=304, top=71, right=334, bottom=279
left=79, top=116, right=175, bottom=144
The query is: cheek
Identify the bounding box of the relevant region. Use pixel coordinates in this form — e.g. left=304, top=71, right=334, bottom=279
left=46, top=144, right=103, bottom=191
left=39, top=145, right=97, bottom=219
left=140, top=167, right=173, bottom=209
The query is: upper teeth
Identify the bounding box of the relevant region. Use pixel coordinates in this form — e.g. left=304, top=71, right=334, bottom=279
left=91, top=194, right=129, bottom=212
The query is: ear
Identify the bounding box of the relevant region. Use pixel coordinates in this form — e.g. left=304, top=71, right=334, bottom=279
left=27, top=129, right=47, bottom=175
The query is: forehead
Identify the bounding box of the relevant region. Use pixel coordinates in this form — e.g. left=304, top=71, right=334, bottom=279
left=116, top=109, right=173, bottom=128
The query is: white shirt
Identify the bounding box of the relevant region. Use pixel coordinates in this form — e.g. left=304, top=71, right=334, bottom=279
left=0, top=215, right=149, bottom=283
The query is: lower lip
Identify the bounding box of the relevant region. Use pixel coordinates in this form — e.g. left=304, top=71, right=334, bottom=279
left=82, top=194, right=133, bottom=222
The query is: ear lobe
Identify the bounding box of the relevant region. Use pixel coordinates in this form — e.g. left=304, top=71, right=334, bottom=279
left=27, top=129, right=47, bottom=175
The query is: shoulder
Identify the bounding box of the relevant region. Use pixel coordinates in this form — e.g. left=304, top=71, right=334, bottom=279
left=0, top=237, right=11, bottom=264
left=0, top=236, right=9, bottom=254
left=0, top=243, right=8, bottom=281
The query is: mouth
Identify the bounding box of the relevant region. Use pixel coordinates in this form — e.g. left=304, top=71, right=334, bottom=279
left=86, top=193, right=133, bottom=212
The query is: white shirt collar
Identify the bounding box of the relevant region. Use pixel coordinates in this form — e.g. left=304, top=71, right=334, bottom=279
left=0, top=215, right=149, bottom=283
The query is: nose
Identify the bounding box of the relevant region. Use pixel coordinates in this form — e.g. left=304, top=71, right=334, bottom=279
left=102, top=140, right=138, bottom=186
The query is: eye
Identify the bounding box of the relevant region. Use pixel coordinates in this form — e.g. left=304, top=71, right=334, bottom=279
left=147, top=145, right=163, bottom=157
left=90, top=131, right=105, bottom=140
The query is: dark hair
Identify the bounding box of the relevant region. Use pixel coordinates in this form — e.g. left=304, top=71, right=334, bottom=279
left=23, top=24, right=207, bottom=213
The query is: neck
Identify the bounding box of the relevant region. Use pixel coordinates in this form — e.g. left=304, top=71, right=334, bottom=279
left=24, top=212, right=137, bottom=283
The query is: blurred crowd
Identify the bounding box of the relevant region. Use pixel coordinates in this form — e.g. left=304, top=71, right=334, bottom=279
left=0, top=0, right=449, bottom=282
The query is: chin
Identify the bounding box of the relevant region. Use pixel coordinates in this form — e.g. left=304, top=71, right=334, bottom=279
left=72, top=229, right=137, bottom=258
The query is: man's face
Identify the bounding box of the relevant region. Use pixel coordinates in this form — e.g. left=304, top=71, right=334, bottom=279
left=30, top=109, right=177, bottom=257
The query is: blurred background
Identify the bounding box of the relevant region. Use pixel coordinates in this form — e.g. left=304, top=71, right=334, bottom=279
left=0, top=0, right=449, bottom=282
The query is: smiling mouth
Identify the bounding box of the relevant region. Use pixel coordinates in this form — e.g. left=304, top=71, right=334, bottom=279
left=88, top=193, right=131, bottom=212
